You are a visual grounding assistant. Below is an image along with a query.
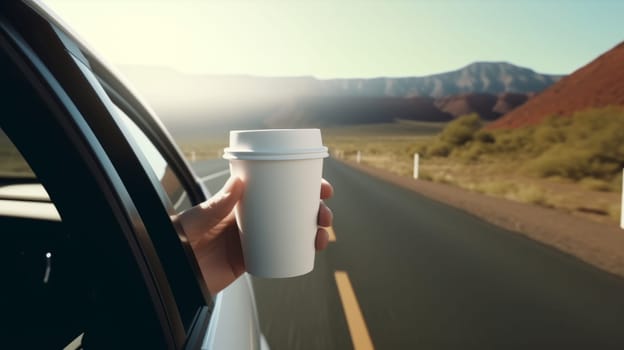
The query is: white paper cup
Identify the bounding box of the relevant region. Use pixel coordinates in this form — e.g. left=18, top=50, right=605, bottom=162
left=223, top=129, right=329, bottom=278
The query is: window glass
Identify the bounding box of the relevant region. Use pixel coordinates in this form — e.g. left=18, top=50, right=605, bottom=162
left=109, top=104, right=202, bottom=332
left=1, top=127, right=87, bottom=349
left=0, top=128, right=35, bottom=179
left=113, top=104, right=192, bottom=212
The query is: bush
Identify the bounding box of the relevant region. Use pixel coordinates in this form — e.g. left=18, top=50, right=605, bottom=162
left=425, top=114, right=482, bottom=157
left=475, top=181, right=518, bottom=196
left=440, top=114, right=482, bottom=146
left=608, top=203, right=621, bottom=221
left=524, top=107, right=624, bottom=181
left=474, top=130, right=495, bottom=143
left=532, top=122, right=566, bottom=150
left=418, top=170, right=433, bottom=181
left=426, top=141, right=452, bottom=157
left=452, top=141, right=489, bottom=161
left=418, top=106, right=624, bottom=183
left=513, top=185, right=549, bottom=206
left=525, top=146, right=593, bottom=179
left=579, top=177, right=613, bottom=192
left=491, top=127, right=535, bottom=153
left=611, top=171, right=623, bottom=193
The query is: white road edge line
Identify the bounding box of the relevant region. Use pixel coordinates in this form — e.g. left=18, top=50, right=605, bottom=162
left=174, top=169, right=230, bottom=210
left=200, top=169, right=230, bottom=182
left=173, top=192, right=188, bottom=211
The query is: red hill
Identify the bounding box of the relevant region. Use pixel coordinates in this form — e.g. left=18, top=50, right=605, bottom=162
left=488, top=41, right=624, bottom=129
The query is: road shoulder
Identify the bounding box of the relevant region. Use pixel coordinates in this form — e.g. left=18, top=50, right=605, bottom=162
left=338, top=159, right=624, bottom=279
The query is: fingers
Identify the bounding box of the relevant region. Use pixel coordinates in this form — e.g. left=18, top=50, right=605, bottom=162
left=224, top=222, right=246, bottom=277
left=200, top=176, right=243, bottom=216
left=318, top=201, right=333, bottom=227
left=179, top=176, right=243, bottom=239
left=320, top=178, right=334, bottom=199
left=318, top=179, right=334, bottom=252
left=315, top=228, right=329, bottom=251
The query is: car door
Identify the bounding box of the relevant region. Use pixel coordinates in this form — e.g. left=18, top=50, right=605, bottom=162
left=1, top=1, right=265, bottom=349
left=0, top=12, right=175, bottom=350
left=1, top=1, right=204, bottom=348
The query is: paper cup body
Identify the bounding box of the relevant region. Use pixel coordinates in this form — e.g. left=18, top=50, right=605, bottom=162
left=224, top=129, right=328, bottom=278
left=230, top=158, right=323, bottom=277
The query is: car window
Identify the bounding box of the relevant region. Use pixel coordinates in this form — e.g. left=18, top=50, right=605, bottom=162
left=2, top=9, right=181, bottom=346
left=0, top=128, right=35, bottom=179
left=0, top=128, right=88, bottom=349
left=56, top=26, right=208, bottom=337
left=112, top=104, right=192, bottom=213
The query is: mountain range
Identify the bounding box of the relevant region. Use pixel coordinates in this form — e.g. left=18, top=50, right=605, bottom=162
left=118, top=62, right=561, bottom=136
left=121, top=61, right=560, bottom=102
left=319, top=62, right=559, bottom=98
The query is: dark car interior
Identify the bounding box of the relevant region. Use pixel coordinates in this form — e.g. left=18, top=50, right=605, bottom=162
left=1, top=185, right=89, bottom=348
left=1, top=3, right=208, bottom=347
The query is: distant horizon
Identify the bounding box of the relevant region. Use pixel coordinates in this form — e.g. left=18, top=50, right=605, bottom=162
left=44, top=0, right=624, bottom=79
left=119, top=60, right=567, bottom=80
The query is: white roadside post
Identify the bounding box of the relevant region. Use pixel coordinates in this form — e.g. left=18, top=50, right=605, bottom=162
left=621, top=169, right=624, bottom=230
left=191, top=150, right=196, bottom=163
left=413, top=153, right=419, bottom=179
left=356, top=151, right=361, bottom=164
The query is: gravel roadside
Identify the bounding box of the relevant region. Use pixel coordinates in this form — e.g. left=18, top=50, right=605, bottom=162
left=340, top=159, right=624, bottom=278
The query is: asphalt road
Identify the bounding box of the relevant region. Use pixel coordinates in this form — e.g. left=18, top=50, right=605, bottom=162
left=195, top=158, right=624, bottom=350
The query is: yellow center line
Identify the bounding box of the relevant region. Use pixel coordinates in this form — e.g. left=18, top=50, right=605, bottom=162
left=326, top=226, right=337, bottom=242
left=334, top=271, right=374, bottom=350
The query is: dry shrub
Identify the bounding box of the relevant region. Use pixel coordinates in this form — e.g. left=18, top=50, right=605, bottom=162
left=512, top=185, right=549, bottom=206
left=579, top=177, right=613, bottom=192
left=473, top=181, right=549, bottom=207
left=608, top=203, right=622, bottom=221
left=423, top=107, right=624, bottom=186
left=425, top=114, right=482, bottom=157
left=475, top=181, right=518, bottom=196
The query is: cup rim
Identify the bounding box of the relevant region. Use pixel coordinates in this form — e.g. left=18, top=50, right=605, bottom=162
left=223, top=147, right=329, bottom=160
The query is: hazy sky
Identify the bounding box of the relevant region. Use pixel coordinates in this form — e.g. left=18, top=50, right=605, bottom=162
left=44, top=0, right=624, bottom=79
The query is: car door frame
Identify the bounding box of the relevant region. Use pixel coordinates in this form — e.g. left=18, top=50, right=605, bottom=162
left=0, top=1, right=210, bottom=348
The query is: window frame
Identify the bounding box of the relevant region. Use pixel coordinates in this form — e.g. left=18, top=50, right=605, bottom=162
left=0, top=11, right=174, bottom=350
left=0, top=1, right=215, bottom=348
left=81, top=62, right=215, bottom=331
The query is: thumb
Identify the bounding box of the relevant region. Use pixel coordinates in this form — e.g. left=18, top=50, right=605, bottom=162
left=178, top=176, right=243, bottom=239
left=200, top=176, right=244, bottom=222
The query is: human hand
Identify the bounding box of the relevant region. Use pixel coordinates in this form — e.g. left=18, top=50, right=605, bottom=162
left=177, top=176, right=334, bottom=295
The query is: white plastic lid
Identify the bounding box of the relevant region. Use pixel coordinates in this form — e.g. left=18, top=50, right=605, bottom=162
left=223, top=129, right=329, bottom=160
